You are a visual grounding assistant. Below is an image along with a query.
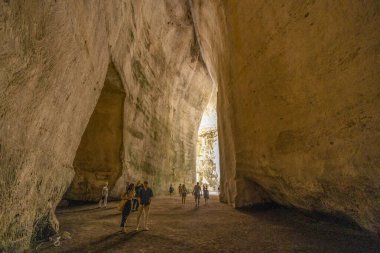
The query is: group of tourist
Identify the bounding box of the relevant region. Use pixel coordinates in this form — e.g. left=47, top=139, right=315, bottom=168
left=98, top=180, right=154, bottom=233
left=119, top=180, right=154, bottom=233
left=98, top=180, right=210, bottom=234
left=176, top=182, right=209, bottom=207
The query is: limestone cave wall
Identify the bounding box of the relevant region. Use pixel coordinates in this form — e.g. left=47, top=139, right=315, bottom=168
left=191, top=0, right=380, bottom=233
left=65, top=62, right=125, bottom=201
left=0, top=0, right=212, bottom=250
left=1, top=0, right=379, bottom=251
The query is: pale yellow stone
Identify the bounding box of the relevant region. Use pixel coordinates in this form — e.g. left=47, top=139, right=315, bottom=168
left=192, top=0, right=380, bottom=233
left=0, top=0, right=379, bottom=251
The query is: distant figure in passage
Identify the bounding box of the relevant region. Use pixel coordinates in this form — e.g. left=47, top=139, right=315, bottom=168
left=133, top=181, right=143, bottom=211
left=181, top=184, right=188, bottom=207
left=203, top=185, right=209, bottom=205
left=136, top=181, right=154, bottom=231
left=169, top=184, right=174, bottom=196
left=99, top=182, right=109, bottom=208
left=178, top=184, right=182, bottom=196
left=192, top=182, right=201, bottom=208
left=120, top=184, right=135, bottom=232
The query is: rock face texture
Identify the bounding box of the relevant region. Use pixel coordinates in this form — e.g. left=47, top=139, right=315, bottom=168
left=66, top=62, right=126, bottom=201
left=1, top=0, right=380, bottom=251
left=191, top=0, right=380, bottom=233
left=0, top=0, right=212, bottom=250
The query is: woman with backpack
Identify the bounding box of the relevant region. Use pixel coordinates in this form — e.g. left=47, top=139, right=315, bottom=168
left=120, top=183, right=135, bottom=233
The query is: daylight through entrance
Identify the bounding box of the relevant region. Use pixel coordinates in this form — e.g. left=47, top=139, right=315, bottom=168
left=196, top=93, right=220, bottom=194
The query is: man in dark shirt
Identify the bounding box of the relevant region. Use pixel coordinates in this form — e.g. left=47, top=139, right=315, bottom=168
left=136, top=181, right=154, bottom=231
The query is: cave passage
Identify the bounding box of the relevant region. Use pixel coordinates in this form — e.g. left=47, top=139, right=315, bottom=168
left=65, top=63, right=126, bottom=201
left=50, top=196, right=379, bottom=252
left=196, top=94, right=220, bottom=193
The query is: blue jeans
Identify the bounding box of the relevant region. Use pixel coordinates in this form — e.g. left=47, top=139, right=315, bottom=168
left=120, top=200, right=132, bottom=227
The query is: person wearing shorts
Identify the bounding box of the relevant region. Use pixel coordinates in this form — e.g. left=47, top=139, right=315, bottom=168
left=136, top=181, right=154, bottom=231
left=203, top=185, right=209, bottom=205
left=192, top=182, right=201, bottom=208
left=178, top=184, right=182, bottom=197
left=181, top=184, right=188, bottom=207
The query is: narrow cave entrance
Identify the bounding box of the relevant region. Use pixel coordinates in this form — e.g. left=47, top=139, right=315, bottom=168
left=64, top=62, right=126, bottom=202
left=196, top=92, right=220, bottom=194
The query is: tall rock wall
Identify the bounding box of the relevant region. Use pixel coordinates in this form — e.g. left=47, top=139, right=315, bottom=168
left=103, top=0, right=213, bottom=198
left=65, top=62, right=126, bottom=201
left=191, top=0, right=380, bottom=233
left=0, top=0, right=212, bottom=250
left=1, top=0, right=379, bottom=251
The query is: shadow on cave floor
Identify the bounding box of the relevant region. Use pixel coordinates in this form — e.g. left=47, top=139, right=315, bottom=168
left=238, top=202, right=364, bottom=231
left=56, top=201, right=118, bottom=214
left=34, top=197, right=379, bottom=253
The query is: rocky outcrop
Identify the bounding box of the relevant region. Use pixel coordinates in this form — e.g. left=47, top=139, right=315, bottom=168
left=191, top=0, right=380, bottom=233
left=0, top=1, right=212, bottom=250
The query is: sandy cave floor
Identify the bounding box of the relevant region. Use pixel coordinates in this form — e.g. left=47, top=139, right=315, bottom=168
left=34, top=196, right=380, bottom=253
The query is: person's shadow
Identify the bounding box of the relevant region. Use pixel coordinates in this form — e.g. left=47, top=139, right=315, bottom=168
left=62, top=230, right=141, bottom=253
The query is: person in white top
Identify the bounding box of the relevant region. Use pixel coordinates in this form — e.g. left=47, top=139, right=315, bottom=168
left=99, top=182, right=109, bottom=208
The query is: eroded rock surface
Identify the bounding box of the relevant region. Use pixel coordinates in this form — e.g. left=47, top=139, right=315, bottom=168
left=1, top=0, right=379, bottom=251
left=0, top=0, right=212, bottom=250
left=66, top=62, right=125, bottom=201
left=191, top=0, right=380, bottom=233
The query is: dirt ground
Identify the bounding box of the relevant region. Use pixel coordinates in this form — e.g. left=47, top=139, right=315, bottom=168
left=34, top=196, right=379, bottom=253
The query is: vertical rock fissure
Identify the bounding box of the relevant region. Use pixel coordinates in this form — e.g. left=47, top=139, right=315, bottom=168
left=65, top=62, right=126, bottom=201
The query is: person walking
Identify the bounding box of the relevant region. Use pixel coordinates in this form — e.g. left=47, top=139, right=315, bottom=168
left=192, top=182, right=201, bottom=208
left=136, top=181, right=154, bottom=231
left=169, top=184, right=174, bottom=196
left=99, top=182, right=109, bottom=208
left=181, top=184, right=188, bottom=207
left=133, top=181, right=143, bottom=211
left=120, top=184, right=135, bottom=233
left=178, top=184, right=182, bottom=197
left=203, top=185, right=209, bottom=205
